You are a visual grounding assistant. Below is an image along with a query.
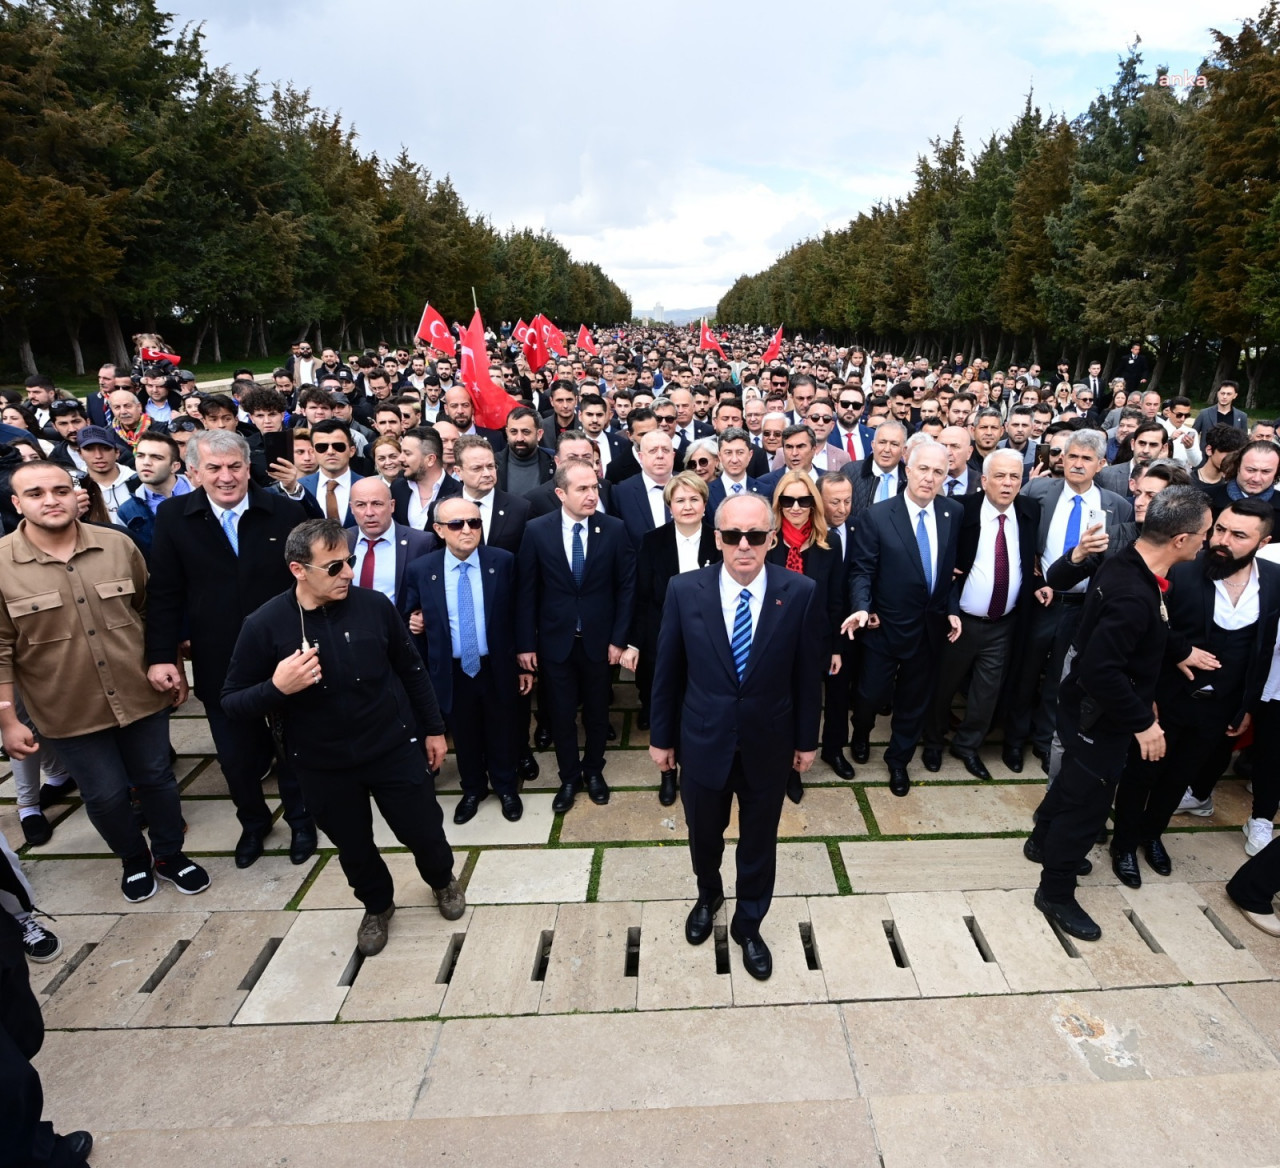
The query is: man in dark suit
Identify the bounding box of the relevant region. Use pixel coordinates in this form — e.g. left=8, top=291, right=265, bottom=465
left=707, top=427, right=765, bottom=518
left=612, top=428, right=675, bottom=548
left=295, top=418, right=364, bottom=528
left=831, top=387, right=875, bottom=462
left=495, top=407, right=555, bottom=496
left=405, top=498, right=529, bottom=825
left=526, top=431, right=615, bottom=518
left=603, top=407, right=659, bottom=485
left=921, top=450, right=1041, bottom=777
left=517, top=462, right=636, bottom=813
left=448, top=435, right=531, bottom=554
left=442, top=385, right=505, bottom=450
left=937, top=426, right=982, bottom=497
left=818, top=473, right=858, bottom=778
left=844, top=439, right=964, bottom=795
left=538, top=381, right=580, bottom=449
left=843, top=420, right=907, bottom=517
left=649, top=492, right=824, bottom=981
left=145, top=429, right=317, bottom=867
left=345, top=478, right=435, bottom=614
left=391, top=427, right=461, bottom=529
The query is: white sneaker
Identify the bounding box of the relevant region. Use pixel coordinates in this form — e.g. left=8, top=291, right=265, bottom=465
left=1176, top=788, right=1215, bottom=817
left=1243, top=817, right=1274, bottom=857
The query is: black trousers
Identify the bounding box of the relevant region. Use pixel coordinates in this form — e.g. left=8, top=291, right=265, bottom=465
left=1004, top=599, right=1083, bottom=752
left=924, top=612, right=1015, bottom=753
left=852, top=634, right=938, bottom=766
left=681, top=752, right=787, bottom=935
left=1246, top=699, right=1280, bottom=822
left=821, top=645, right=858, bottom=754
left=0, top=911, right=53, bottom=1168
left=448, top=658, right=517, bottom=796
left=206, top=696, right=310, bottom=834
left=1031, top=703, right=1134, bottom=902
left=542, top=639, right=611, bottom=783
left=298, top=743, right=454, bottom=915
left=1226, top=835, right=1280, bottom=913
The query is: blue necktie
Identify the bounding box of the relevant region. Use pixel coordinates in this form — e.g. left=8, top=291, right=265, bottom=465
left=731, top=588, right=752, bottom=681
left=731, top=482, right=742, bottom=495
left=221, top=509, right=238, bottom=555
left=456, top=562, right=481, bottom=677
left=877, top=473, right=891, bottom=503
left=571, top=522, right=585, bottom=586
left=1064, top=494, right=1083, bottom=553
left=916, top=509, right=932, bottom=593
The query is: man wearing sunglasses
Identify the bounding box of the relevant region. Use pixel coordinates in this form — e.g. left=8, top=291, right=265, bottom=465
left=296, top=418, right=363, bottom=528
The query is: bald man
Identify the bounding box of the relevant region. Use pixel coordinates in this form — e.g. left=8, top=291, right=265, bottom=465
left=347, top=476, right=437, bottom=613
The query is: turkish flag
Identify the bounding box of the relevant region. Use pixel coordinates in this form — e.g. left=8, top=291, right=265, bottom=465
left=513, top=318, right=531, bottom=345
left=415, top=302, right=456, bottom=357
left=699, top=319, right=727, bottom=360
left=536, top=314, right=567, bottom=356
left=140, top=347, right=181, bottom=366
left=761, top=324, right=784, bottom=365
left=459, top=310, right=514, bottom=430
left=522, top=317, right=549, bottom=372
left=577, top=324, right=598, bottom=356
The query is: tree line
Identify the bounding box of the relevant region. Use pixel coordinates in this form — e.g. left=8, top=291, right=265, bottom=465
left=717, top=5, right=1280, bottom=406
left=0, top=0, right=631, bottom=379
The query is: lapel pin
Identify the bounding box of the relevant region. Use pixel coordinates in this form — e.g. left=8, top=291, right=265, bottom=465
left=594, top=526, right=601, bottom=534
left=430, top=574, right=437, bottom=581
left=775, top=599, right=783, bottom=606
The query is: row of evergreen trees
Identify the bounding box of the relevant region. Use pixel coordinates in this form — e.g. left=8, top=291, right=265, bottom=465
left=0, top=1, right=631, bottom=378
left=717, top=7, right=1280, bottom=405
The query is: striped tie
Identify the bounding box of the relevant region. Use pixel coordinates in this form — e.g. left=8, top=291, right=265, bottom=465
left=731, top=588, right=752, bottom=681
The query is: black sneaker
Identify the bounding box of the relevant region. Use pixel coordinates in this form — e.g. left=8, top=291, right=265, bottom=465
left=155, top=853, right=210, bottom=895
left=20, top=915, right=61, bottom=963
left=121, top=852, right=157, bottom=903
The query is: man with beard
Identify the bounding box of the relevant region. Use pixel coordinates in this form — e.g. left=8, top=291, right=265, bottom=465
left=1108, top=498, right=1280, bottom=883
left=495, top=406, right=554, bottom=496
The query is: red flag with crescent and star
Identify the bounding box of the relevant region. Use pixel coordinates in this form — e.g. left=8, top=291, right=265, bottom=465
left=699, top=319, right=727, bottom=360
left=577, top=324, right=598, bottom=356
left=536, top=314, right=567, bottom=356
left=761, top=324, right=784, bottom=365
left=522, top=318, right=549, bottom=372
left=459, top=309, right=514, bottom=429
left=415, top=302, right=456, bottom=357
left=513, top=319, right=531, bottom=345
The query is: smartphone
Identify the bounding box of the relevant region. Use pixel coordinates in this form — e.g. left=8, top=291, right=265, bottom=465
left=263, top=430, right=292, bottom=467
left=1035, top=442, right=1052, bottom=469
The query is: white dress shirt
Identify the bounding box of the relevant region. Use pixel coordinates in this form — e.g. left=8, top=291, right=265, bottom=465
left=353, top=531, right=396, bottom=601
left=908, top=499, right=938, bottom=588
left=1213, top=560, right=1260, bottom=631
left=641, top=473, right=668, bottom=528
left=466, top=489, right=494, bottom=543
left=406, top=476, right=441, bottom=530
left=719, top=565, right=767, bottom=645
left=675, top=527, right=702, bottom=574
left=1044, top=484, right=1101, bottom=593
left=836, top=426, right=866, bottom=461
left=316, top=468, right=353, bottom=523
left=208, top=492, right=251, bottom=543
left=960, top=500, right=1022, bottom=617
left=561, top=510, right=589, bottom=570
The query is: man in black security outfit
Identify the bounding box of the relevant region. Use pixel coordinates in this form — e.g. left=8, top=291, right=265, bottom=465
left=222, top=519, right=465, bottom=958
left=1027, top=487, right=1212, bottom=941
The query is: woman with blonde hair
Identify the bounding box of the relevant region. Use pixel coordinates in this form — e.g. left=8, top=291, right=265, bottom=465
left=370, top=435, right=403, bottom=484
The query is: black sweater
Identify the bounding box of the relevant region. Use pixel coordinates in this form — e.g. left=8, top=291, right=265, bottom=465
left=221, top=586, right=444, bottom=770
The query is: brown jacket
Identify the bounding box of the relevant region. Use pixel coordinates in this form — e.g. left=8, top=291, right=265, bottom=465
left=0, top=521, right=169, bottom=737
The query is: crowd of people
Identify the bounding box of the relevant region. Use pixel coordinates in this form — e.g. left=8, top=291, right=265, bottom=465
left=4, top=325, right=1280, bottom=1163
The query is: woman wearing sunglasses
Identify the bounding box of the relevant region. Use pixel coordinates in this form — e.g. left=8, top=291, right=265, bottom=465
left=767, top=471, right=845, bottom=804
left=683, top=437, right=719, bottom=485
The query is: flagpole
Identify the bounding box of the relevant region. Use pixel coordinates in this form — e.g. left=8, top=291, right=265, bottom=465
left=471, top=287, right=478, bottom=312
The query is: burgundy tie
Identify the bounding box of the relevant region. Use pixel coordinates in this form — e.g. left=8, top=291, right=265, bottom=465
left=988, top=514, right=1009, bottom=620
left=359, top=538, right=376, bottom=590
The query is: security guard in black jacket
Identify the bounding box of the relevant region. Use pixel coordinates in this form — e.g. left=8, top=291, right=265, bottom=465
left=1027, top=487, right=1213, bottom=942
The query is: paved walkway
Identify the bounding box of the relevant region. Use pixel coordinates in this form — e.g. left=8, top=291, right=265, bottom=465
left=3, top=682, right=1279, bottom=1166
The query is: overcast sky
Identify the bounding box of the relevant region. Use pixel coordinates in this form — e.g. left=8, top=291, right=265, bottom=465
left=169, top=0, right=1247, bottom=311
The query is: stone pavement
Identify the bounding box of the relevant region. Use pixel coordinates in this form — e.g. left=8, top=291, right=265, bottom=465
left=4, top=681, right=1280, bottom=1166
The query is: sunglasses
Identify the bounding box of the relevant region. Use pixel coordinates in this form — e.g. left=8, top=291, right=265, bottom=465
left=719, top=529, right=772, bottom=546
left=312, top=441, right=348, bottom=453
left=439, top=517, right=483, bottom=531
left=301, top=554, right=357, bottom=577
left=688, top=456, right=715, bottom=469
left=808, top=414, right=833, bottom=423
left=838, top=399, right=862, bottom=409
left=780, top=495, right=816, bottom=509
left=655, top=415, right=676, bottom=424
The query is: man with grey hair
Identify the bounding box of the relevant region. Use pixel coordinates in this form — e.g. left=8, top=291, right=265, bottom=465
left=146, top=427, right=318, bottom=868
left=844, top=419, right=907, bottom=517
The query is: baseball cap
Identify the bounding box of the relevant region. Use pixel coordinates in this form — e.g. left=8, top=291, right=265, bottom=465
left=77, top=425, right=120, bottom=449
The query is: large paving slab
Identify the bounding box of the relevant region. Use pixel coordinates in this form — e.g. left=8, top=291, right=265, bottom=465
left=867, top=782, right=1042, bottom=836
left=636, top=899, right=732, bottom=1011
left=315, top=793, right=553, bottom=849
left=1222, top=981, right=1280, bottom=1060
left=808, top=894, right=921, bottom=1001
left=299, top=851, right=472, bottom=910
left=465, top=847, right=593, bottom=903
left=1194, top=880, right=1280, bottom=978
left=180, top=760, right=277, bottom=797
left=31, top=797, right=277, bottom=856
left=884, top=891, right=1010, bottom=997
left=965, top=888, right=1099, bottom=992
left=1072, top=886, right=1186, bottom=989
left=842, top=836, right=1051, bottom=893
left=597, top=841, right=837, bottom=901
left=539, top=901, right=640, bottom=1015
left=438, top=902, right=557, bottom=1017
left=234, top=909, right=360, bottom=1025
left=727, top=897, right=828, bottom=1007
left=168, top=718, right=215, bottom=755
left=414, top=1004, right=859, bottom=1118
left=27, top=913, right=119, bottom=995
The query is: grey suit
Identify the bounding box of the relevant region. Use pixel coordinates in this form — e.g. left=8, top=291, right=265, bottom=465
left=1094, top=462, right=1135, bottom=499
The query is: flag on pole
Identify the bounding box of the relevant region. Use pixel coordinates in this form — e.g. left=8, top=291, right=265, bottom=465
left=513, top=319, right=531, bottom=345
left=415, top=302, right=456, bottom=356
left=577, top=324, right=598, bottom=356
left=699, top=319, right=727, bottom=360
left=522, top=319, right=549, bottom=372
left=458, top=309, right=514, bottom=429
left=760, top=324, right=784, bottom=365
left=536, top=314, right=567, bottom=356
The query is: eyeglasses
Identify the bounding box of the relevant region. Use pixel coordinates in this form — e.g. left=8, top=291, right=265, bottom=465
left=312, top=441, right=349, bottom=453
left=301, top=554, right=356, bottom=577
left=688, top=456, right=715, bottom=469
left=439, top=517, right=483, bottom=531
left=779, top=495, right=816, bottom=509
left=719, top=528, right=771, bottom=546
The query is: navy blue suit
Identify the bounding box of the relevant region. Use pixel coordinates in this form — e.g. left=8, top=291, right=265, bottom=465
left=299, top=470, right=363, bottom=528
left=650, top=563, right=824, bottom=933
left=829, top=423, right=876, bottom=461
left=706, top=475, right=764, bottom=520
left=612, top=472, right=669, bottom=549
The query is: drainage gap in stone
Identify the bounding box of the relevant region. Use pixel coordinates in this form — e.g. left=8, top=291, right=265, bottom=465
left=237, top=937, right=283, bottom=992
left=882, top=920, right=908, bottom=968
left=798, top=921, right=820, bottom=971
left=1123, top=909, right=1164, bottom=954
left=624, top=926, right=640, bottom=977
left=531, top=929, right=554, bottom=981
left=436, top=933, right=465, bottom=984
left=1045, top=917, right=1082, bottom=959
left=963, top=915, right=997, bottom=963
left=1200, top=904, right=1246, bottom=950
left=337, top=947, right=364, bottom=988
left=713, top=925, right=730, bottom=975
left=139, top=939, right=191, bottom=993
left=41, top=942, right=97, bottom=996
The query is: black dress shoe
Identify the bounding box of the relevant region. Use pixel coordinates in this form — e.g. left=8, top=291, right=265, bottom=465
left=821, top=750, right=855, bottom=780
left=888, top=765, right=910, bottom=797
left=453, top=793, right=485, bottom=825
left=635, top=709, right=650, bottom=730
left=658, top=768, right=678, bottom=806
left=551, top=780, right=580, bottom=813
left=1022, top=836, right=1093, bottom=876
left=1031, top=744, right=1049, bottom=763
left=51, top=1130, right=94, bottom=1165
left=534, top=726, right=553, bottom=750
left=234, top=827, right=268, bottom=869
left=685, top=894, right=724, bottom=945
left=38, top=777, right=77, bottom=809
left=500, top=792, right=523, bottom=822
left=585, top=772, right=610, bottom=805
left=289, top=824, right=317, bottom=865
left=950, top=749, right=992, bottom=780
left=786, top=769, right=803, bottom=804
left=851, top=737, right=870, bottom=765
left=730, top=920, right=773, bottom=980
left=1111, top=850, right=1142, bottom=889
left=606, top=723, right=617, bottom=741
left=1002, top=745, right=1024, bottom=773
left=20, top=812, right=53, bottom=846
left=1034, top=890, right=1101, bottom=941
left=1143, top=837, right=1172, bottom=876
left=921, top=747, right=943, bottom=773
left=517, top=751, right=540, bottom=781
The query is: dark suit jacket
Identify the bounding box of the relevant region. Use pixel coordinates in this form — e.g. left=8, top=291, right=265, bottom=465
left=390, top=474, right=462, bottom=529
left=629, top=521, right=721, bottom=659
left=649, top=563, right=824, bottom=791
left=843, top=455, right=906, bottom=517
left=746, top=446, right=771, bottom=479
left=612, top=472, right=669, bottom=548
left=402, top=545, right=519, bottom=717
left=539, top=415, right=577, bottom=449
left=605, top=444, right=641, bottom=484
left=525, top=476, right=614, bottom=518
left=766, top=541, right=844, bottom=657
left=300, top=470, right=364, bottom=528
left=474, top=425, right=507, bottom=451
left=848, top=493, right=963, bottom=657
left=345, top=522, right=436, bottom=613
left=952, top=493, right=1041, bottom=614
left=516, top=510, right=636, bottom=663
left=145, top=485, right=308, bottom=702
left=479, top=488, right=532, bottom=555
left=829, top=423, right=876, bottom=461
left=495, top=445, right=555, bottom=494
left=706, top=475, right=764, bottom=518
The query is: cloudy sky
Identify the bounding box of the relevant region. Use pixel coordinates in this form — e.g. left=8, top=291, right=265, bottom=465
left=169, top=0, right=1247, bottom=312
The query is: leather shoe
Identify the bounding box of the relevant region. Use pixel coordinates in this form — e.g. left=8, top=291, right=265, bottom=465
left=500, top=792, right=523, bottom=822
left=20, top=812, right=53, bottom=847
left=52, top=1130, right=93, bottom=1165
left=888, top=765, right=910, bottom=797
left=606, top=723, right=617, bottom=741
left=534, top=725, right=553, bottom=750
left=585, top=772, right=610, bottom=805
left=685, top=894, right=724, bottom=945
left=38, top=777, right=77, bottom=809
left=950, top=748, right=992, bottom=780
left=234, top=827, right=268, bottom=869
left=921, top=747, right=942, bottom=772
left=786, top=769, right=803, bottom=804
left=551, top=779, right=580, bottom=813
left=635, top=709, right=650, bottom=730
left=658, top=768, right=678, bottom=806
left=1143, top=837, right=1172, bottom=876
left=1001, top=745, right=1024, bottom=773
left=517, top=751, right=540, bottom=781
left=1111, top=850, right=1142, bottom=889
left=289, top=824, right=317, bottom=865
left=1034, top=889, right=1101, bottom=941
left=453, top=792, right=485, bottom=824
left=850, top=737, right=870, bottom=765
left=821, top=749, right=855, bottom=780
left=1022, top=836, right=1092, bottom=875
left=730, top=919, right=773, bottom=980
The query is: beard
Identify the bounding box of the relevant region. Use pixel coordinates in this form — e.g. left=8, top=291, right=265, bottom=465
left=1204, top=544, right=1257, bottom=580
